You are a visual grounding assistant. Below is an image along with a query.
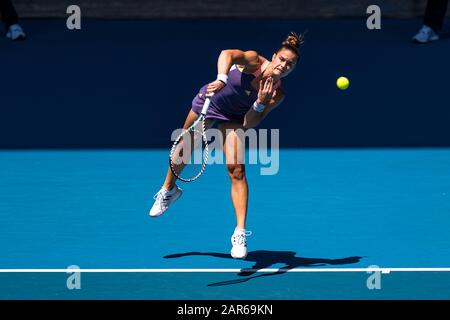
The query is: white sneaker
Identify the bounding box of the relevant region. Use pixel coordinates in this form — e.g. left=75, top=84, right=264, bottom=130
left=149, top=185, right=182, bottom=217
left=6, top=24, right=26, bottom=41
left=230, top=228, right=252, bottom=259
left=412, top=25, right=439, bottom=43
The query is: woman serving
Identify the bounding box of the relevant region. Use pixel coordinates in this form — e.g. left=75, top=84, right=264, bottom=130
left=150, top=32, right=304, bottom=259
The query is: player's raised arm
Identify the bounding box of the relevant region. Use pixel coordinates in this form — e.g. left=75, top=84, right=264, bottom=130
left=207, top=50, right=263, bottom=95
left=218, top=50, right=263, bottom=73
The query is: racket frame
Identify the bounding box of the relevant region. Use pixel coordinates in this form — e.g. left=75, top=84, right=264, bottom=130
left=169, top=94, right=213, bottom=182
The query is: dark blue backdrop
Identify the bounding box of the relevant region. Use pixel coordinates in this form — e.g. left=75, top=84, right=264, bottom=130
left=1, top=19, right=449, bottom=148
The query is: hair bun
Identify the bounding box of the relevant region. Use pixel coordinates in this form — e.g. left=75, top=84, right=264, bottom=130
left=282, top=31, right=306, bottom=49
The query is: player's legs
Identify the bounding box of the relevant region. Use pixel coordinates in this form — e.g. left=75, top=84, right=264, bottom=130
left=162, top=110, right=198, bottom=190
left=219, top=122, right=251, bottom=258
left=162, top=110, right=215, bottom=190
left=150, top=109, right=213, bottom=217
left=219, top=122, right=248, bottom=230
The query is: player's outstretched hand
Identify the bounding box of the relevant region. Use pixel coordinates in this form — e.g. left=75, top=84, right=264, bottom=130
left=257, top=77, right=276, bottom=105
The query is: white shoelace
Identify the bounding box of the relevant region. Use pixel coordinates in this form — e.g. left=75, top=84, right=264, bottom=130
left=232, top=231, right=252, bottom=246
left=153, top=190, right=172, bottom=208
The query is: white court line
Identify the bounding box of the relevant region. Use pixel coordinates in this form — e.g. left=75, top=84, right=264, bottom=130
left=1, top=268, right=450, bottom=274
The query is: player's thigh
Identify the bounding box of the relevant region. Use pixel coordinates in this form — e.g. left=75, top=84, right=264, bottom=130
left=182, top=110, right=214, bottom=130
left=218, top=122, right=246, bottom=165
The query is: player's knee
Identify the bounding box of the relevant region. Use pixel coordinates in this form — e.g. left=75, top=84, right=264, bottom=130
left=227, top=164, right=246, bottom=180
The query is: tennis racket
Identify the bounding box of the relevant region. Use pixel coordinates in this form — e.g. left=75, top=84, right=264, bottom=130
left=169, top=93, right=214, bottom=182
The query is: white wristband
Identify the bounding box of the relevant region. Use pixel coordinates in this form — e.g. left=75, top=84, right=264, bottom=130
left=217, top=73, right=228, bottom=84
left=252, top=101, right=266, bottom=113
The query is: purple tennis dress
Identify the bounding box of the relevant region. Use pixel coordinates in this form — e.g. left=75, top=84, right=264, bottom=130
left=191, top=63, right=281, bottom=123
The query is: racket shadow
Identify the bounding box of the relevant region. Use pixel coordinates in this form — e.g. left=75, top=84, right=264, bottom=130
left=163, top=250, right=364, bottom=287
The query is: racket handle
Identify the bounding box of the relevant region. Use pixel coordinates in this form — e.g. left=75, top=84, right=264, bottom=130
left=201, top=92, right=214, bottom=115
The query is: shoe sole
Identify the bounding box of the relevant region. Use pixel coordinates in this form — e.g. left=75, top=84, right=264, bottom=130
left=149, top=190, right=182, bottom=218
left=230, top=250, right=247, bottom=259
left=412, top=36, right=439, bottom=43
left=6, top=33, right=26, bottom=41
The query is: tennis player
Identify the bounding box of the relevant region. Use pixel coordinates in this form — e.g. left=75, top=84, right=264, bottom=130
left=150, top=32, right=304, bottom=259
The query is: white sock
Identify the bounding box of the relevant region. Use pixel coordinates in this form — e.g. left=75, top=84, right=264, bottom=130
left=163, top=186, right=177, bottom=194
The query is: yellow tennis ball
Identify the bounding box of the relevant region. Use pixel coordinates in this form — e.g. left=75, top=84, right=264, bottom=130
left=337, top=76, right=349, bottom=90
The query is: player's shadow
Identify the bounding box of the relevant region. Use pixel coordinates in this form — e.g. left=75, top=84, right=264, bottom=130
left=164, top=250, right=363, bottom=287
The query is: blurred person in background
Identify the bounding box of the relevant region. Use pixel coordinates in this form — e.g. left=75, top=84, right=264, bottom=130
left=0, top=0, right=26, bottom=40
left=412, top=0, right=448, bottom=43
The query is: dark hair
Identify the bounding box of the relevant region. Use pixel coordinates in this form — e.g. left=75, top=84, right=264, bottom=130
left=278, top=31, right=306, bottom=56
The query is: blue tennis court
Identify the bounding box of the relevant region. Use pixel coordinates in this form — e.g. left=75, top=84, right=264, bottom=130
left=1, top=149, right=449, bottom=299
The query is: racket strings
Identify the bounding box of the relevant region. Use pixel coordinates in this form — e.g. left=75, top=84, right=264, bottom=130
left=169, top=120, right=209, bottom=182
